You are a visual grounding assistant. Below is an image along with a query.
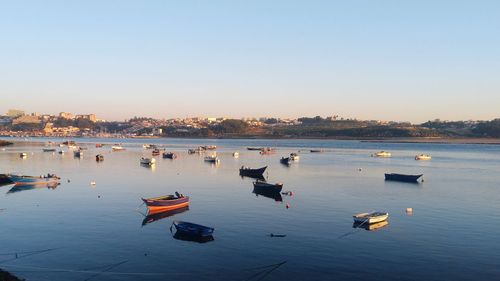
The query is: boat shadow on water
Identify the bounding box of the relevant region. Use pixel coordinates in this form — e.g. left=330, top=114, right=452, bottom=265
left=172, top=232, right=214, bottom=243
left=141, top=206, right=189, bottom=226
left=352, top=220, right=389, bottom=231
left=252, top=187, right=283, bottom=202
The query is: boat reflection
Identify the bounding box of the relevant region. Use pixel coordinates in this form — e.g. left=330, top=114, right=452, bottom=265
left=352, top=220, right=389, bottom=231
left=252, top=187, right=283, bottom=202
left=172, top=231, right=214, bottom=244
left=7, top=182, right=60, bottom=194
left=142, top=206, right=189, bottom=226
left=241, top=174, right=266, bottom=181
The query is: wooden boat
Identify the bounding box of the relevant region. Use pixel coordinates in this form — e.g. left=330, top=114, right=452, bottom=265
left=142, top=206, right=189, bottom=226
left=204, top=155, right=220, bottom=163
left=7, top=174, right=60, bottom=186
left=353, top=212, right=389, bottom=224
left=289, top=153, right=300, bottom=161
left=310, top=149, right=323, bottom=153
left=373, top=151, right=391, bottom=157
left=42, top=148, right=56, bottom=152
left=247, top=147, right=264, bottom=151
left=253, top=180, right=283, bottom=192
left=112, top=145, right=125, bottom=151
left=253, top=187, right=283, bottom=202
left=19, top=152, right=27, bottom=158
left=74, top=150, right=83, bottom=158
left=415, top=154, right=432, bottom=160
left=172, top=220, right=214, bottom=238
left=95, top=143, right=103, bottom=148
left=58, top=150, right=64, bottom=155
left=142, top=193, right=190, bottom=213
left=233, top=152, right=239, bottom=158
left=140, top=157, right=156, bottom=166
left=152, top=149, right=161, bottom=156
left=385, top=173, right=423, bottom=182
left=280, top=157, right=291, bottom=165
left=188, top=147, right=204, bottom=154
left=95, top=154, right=104, bottom=162
left=239, top=166, right=267, bottom=178
left=162, top=152, right=178, bottom=159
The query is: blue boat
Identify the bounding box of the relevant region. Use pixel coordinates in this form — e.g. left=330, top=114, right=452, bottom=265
left=385, top=173, right=423, bottom=183
left=172, top=221, right=214, bottom=238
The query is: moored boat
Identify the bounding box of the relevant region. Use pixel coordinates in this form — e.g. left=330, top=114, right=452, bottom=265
left=385, top=173, right=423, bottom=182
left=152, top=149, right=161, bottom=156
left=204, top=155, right=220, bottom=163
left=95, top=143, right=103, bottom=148
left=353, top=212, right=389, bottom=224
left=373, top=151, right=391, bottom=157
left=42, top=148, right=56, bottom=152
left=200, top=145, right=217, bottom=150
left=253, top=180, right=283, bottom=192
left=19, top=152, right=27, bottom=158
left=280, top=157, right=291, bottom=165
left=95, top=154, right=104, bottom=162
left=247, top=147, right=264, bottom=151
left=310, top=149, right=323, bottom=153
left=142, top=193, right=190, bottom=214
left=140, top=157, right=156, bottom=166
left=239, top=166, right=267, bottom=178
left=7, top=174, right=60, bottom=186
left=172, top=220, right=214, bottom=238
left=162, top=152, right=178, bottom=159
left=415, top=154, right=432, bottom=160
left=233, top=152, right=239, bottom=158
left=260, top=147, right=276, bottom=155
left=188, top=147, right=204, bottom=154
left=289, top=153, right=300, bottom=161
left=112, top=145, right=125, bottom=151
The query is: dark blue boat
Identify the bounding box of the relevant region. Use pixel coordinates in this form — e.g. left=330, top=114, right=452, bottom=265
left=385, top=173, right=423, bottom=183
left=172, top=221, right=214, bottom=238
left=239, top=166, right=267, bottom=179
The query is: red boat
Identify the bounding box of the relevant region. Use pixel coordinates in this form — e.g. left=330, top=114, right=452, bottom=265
left=142, top=193, right=189, bottom=214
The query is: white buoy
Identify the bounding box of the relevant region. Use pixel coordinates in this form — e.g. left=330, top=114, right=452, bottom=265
left=90, top=181, right=96, bottom=186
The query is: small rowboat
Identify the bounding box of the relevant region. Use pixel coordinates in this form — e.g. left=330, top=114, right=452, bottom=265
left=233, top=152, right=239, bottom=158
left=19, top=152, right=28, bottom=158
left=142, top=193, right=190, bottom=214
left=140, top=157, right=156, bottom=166
left=415, top=154, right=432, bottom=160
left=289, top=153, right=299, bottom=161
left=42, top=148, right=56, bottom=152
left=353, top=212, right=389, bottom=224
left=310, top=149, right=323, bottom=153
left=162, top=152, right=178, bottom=159
left=239, top=166, right=267, bottom=178
left=253, top=180, right=283, bottom=193
left=247, top=147, right=264, bottom=151
left=200, top=145, right=217, bottom=150
left=95, top=154, right=104, bottom=162
left=385, top=173, right=423, bottom=183
left=152, top=149, right=161, bottom=156
left=172, top=221, right=214, bottom=238
left=7, top=174, right=60, bottom=186
left=95, top=143, right=103, bottom=148
left=112, top=145, right=125, bottom=151
left=188, top=147, right=204, bottom=154
left=373, top=151, right=391, bottom=157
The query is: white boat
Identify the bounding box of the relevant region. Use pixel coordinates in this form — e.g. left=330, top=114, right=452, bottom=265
left=233, top=152, right=239, bottom=158
left=353, top=212, right=389, bottom=224
left=204, top=155, right=220, bottom=163
left=415, top=154, right=432, bottom=160
left=373, top=151, right=391, bottom=158
left=140, top=157, right=156, bottom=166
left=289, top=153, right=300, bottom=161
left=20, top=152, right=27, bottom=158
left=112, top=145, right=125, bottom=151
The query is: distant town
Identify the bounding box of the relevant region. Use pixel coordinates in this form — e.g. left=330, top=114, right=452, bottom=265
left=0, top=109, right=499, bottom=139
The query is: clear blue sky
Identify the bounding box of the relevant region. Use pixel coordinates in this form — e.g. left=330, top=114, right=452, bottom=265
left=1, top=0, right=499, bottom=122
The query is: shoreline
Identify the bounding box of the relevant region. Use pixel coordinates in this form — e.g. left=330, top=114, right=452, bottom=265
left=2, top=136, right=500, bottom=145
left=0, top=269, right=22, bottom=281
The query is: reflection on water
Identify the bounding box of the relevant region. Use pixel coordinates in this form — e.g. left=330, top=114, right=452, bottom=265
left=252, top=187, right=283, bottom=202
left=7, top=183, right=60, bottom=194
left=352, top=220, right=389, bottom=231
left=142, top=206, right=190, bottom=226
left=172, top=231, right=215, bottom=243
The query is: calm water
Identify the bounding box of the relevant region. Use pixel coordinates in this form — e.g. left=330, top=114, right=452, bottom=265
left=1, top=137, right=500, bottom=281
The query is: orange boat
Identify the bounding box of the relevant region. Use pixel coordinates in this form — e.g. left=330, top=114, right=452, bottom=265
left=142, top=193, right=189, bottom=214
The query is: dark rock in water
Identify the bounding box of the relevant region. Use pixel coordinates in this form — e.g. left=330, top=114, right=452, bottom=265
left=0, top=268, right=23, bottom=281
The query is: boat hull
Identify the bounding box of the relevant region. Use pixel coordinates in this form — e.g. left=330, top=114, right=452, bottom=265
left=385, top=173, right=423, bottom=182
left=353, top=212, right=389, bottom=224
left=142, top=196, right=190, bottom=213
left=173, top=221, right=214, bottom=237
